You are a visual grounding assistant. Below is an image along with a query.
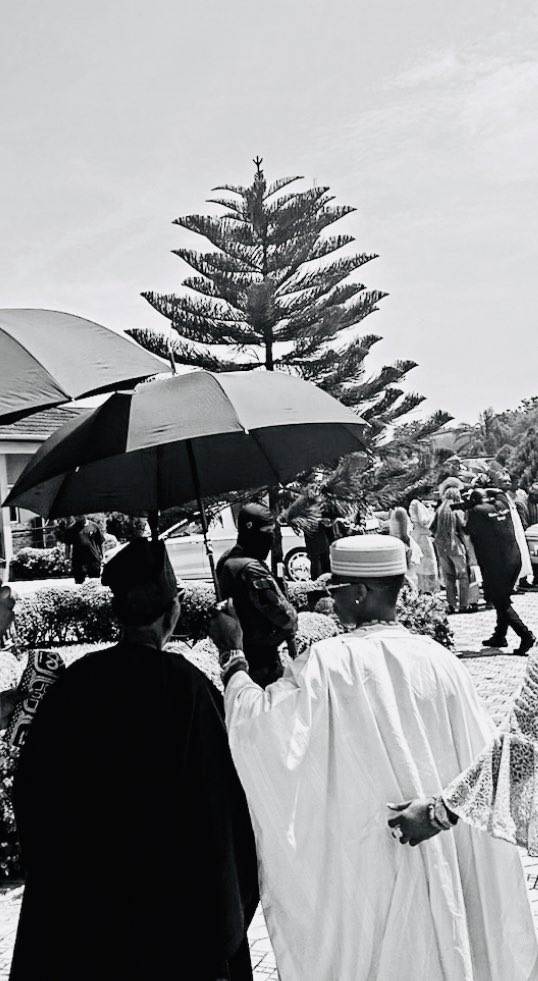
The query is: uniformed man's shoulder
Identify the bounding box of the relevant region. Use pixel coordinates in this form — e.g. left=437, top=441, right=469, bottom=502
left=240, top=557, right=274, bottom=579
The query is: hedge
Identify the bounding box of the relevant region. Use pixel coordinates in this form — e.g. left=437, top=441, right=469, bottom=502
left=9, top=545, right=71, bottom=581
left=13, top=582, right=120, bottom=648
left=10, top=577, right=453, bottom=650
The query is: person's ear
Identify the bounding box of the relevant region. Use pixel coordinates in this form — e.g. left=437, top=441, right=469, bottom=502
left=163, top=597, right=180, bottom=635
left=354, top=584, right=368, bottom=605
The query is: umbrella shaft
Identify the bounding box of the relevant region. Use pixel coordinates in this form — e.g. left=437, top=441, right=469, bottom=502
left=186, top=441, right=222, bottom=601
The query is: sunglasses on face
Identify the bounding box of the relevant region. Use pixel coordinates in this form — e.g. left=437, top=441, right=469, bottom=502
left=323, top=582, right=359, bottom=597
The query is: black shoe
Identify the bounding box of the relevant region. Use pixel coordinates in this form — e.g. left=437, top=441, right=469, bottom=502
left=482, top=636, right=508, bottom=648
left=512, top=634, right=536, bottom=656
left=461, top=604, right=479, bottom=614
left=446, top=605, right=456, bottom=615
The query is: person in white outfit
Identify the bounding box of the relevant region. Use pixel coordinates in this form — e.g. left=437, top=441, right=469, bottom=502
left=210, top=535, right=538, bottom=981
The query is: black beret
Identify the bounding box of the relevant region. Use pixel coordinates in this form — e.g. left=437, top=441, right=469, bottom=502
left=102, top=539, right=178, bottom=625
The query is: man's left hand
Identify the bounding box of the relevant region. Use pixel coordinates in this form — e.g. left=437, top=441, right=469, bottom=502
left=387, top=799, right=441, bottom=846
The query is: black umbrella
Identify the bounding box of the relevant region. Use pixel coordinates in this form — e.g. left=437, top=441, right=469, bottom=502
left=0, top=308, right=167, bottom=424
left=5, top=370, right=367, bottom=593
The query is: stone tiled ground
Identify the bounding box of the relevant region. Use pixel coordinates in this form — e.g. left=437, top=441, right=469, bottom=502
left=2, top=592, right=538, bottom=980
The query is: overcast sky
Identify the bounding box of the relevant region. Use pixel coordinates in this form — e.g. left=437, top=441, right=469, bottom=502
left=2, top=0, right=537, bottom=424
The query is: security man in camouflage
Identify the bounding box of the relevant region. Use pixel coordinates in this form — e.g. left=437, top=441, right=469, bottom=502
left=216, top=503, right=298, bottom=688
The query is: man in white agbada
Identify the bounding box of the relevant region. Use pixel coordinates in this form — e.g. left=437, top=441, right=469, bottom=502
left=211, top=534, right=538, bottom=981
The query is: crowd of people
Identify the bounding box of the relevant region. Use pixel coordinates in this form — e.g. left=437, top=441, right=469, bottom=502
left=384, top=456, right=537, bottom=654
left=1, top=470, right=538, bottom=977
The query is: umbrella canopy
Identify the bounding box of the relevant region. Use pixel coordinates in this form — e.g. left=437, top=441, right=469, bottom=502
left=0, top=309, right=167, bottom=425
left=5, top=370, right=367, bottom=518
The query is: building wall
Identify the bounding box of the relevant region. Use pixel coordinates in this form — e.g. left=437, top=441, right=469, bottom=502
left=0, top=440, right=42, bottom=574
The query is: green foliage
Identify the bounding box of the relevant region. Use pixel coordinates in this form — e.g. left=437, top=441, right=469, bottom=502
left=396, top=581, right=454, bottom=649
left=10, top=574, right=452, bottom=654
left=14, top=582, right=119, bottom=647
left=0, top=739, right=22, bottom=879
left=0, top=653, right=21, bottom=688
left=129, top=158, right=428, bottom=428
left=507, top=427, right=538, bottom=488
left=10, top=545, right=71, bottom=581
left=174, top=581, right=217, bottom=642
left=294, top=611, right=340, bottom=655
left=105, top=513, right=149, bottom=542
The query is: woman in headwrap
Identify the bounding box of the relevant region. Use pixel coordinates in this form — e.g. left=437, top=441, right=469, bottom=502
left=431, top=488, right=472, bottom=613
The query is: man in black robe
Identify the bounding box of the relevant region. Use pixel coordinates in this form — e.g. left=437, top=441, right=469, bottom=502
left=9, top=540, right=258, bottom=981
left=465, top=489, right=535, bottom=655
left=63, top=514, right=104, bottom=583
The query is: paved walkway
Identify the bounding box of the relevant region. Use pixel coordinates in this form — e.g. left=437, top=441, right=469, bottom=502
left=1, top=593, right=538, bottom=979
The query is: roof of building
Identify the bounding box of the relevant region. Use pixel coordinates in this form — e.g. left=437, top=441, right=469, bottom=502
left=0, top=405, right=88, bottom=440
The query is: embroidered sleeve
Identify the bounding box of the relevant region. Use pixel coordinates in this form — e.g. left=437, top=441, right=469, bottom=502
left=442, top=649, right=538, bottom=853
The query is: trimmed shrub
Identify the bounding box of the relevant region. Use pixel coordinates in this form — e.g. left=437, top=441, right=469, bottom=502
left=13, top=582, right=119, bottom=647
left=397, top=582, right=454, bottom=649
left=180, top=638, right=222, bottom=689
left=0, top=738, right=22, bottom=879
left=10, top=545, right=71, bottom=581
left=9, top=575, right=452, bottom=651
left=294, top=611, right=340, bottom=656
left=174, top=581, right=216, bottom=643
left=0, top=652, right=22, bottom=690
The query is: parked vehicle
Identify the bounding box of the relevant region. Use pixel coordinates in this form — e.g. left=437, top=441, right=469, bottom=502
left=163, top=508, right=382, bottom=582
left=105, top=506, right=380, bottom=582
left=156, top=507, right=309, bottom=582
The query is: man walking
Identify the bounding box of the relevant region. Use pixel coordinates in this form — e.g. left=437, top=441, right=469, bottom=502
left=217, top=503, right=297, bottom=687
left=466, top=489, right=535, bottom=654
left=210, top=535, right=538, bottom=980
left=10, top=539, right=258, bottom=981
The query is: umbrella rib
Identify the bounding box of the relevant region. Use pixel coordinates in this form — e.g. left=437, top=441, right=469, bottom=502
left=0, top=325, right=71, bottom=399
left=248, top=430, right=282, bottom=485
left=207, top=372, right=248, bottom=433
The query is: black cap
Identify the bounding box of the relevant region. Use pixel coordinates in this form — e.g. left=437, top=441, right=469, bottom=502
left=102, top=539, right=178, bottom=626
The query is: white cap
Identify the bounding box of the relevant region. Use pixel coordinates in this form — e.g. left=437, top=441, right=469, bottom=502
left=330, top=534, right=407, bottom=578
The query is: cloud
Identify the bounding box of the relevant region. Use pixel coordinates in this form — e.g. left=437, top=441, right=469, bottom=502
left=393, top=50, right=461, bottom=88
left=461, top=60, right=538, bottom=181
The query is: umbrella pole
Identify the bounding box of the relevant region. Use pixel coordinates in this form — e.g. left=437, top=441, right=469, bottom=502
left=186, top=441, right=222, bottom=601
left=148, top=511, right=160, bottom=542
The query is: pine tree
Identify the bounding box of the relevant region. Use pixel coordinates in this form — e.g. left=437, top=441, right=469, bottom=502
left=129, top=157, right=424, bottom=428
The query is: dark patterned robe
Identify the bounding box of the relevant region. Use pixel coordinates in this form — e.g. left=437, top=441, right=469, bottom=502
left=10, top=643, right=258, bottom=981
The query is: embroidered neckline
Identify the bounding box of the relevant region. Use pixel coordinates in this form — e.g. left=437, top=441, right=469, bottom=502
left=353, top=619, right=399, bottom=631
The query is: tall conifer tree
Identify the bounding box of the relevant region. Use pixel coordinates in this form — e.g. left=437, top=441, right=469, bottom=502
left=129, top=158, right=424, bottom=430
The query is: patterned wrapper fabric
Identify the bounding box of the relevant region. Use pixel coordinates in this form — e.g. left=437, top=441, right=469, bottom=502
left=443, top=648, right=538, bottom=854
left=5, top=650, right=65, bottom=750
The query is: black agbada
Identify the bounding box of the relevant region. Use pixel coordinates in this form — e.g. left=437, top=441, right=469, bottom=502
left=10, top=644, right=259, bottom=981
left=465, top=501, right=520, bottom=599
